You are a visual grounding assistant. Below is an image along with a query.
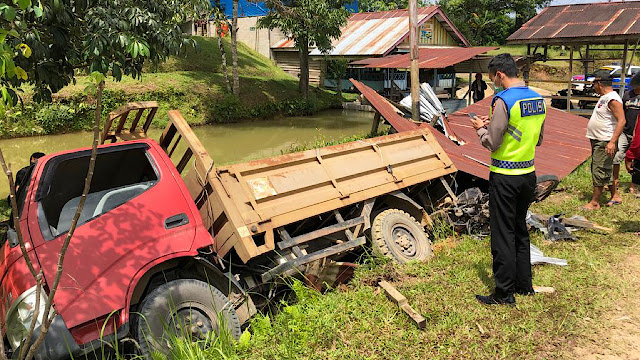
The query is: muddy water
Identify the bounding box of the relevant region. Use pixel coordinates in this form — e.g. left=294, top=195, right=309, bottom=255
left=0, top=109, right=375, bottom=198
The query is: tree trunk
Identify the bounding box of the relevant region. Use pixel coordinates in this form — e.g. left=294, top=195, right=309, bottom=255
left=214, top=0, right=232, bottom=93
left=231, top=0, right=240, bottom=96
left=299, top=39, right=309, bottom=98
left=24, top=81, right=105, bottom=360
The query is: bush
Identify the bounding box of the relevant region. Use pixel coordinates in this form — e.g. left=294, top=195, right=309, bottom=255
left=36, top=104, right=76, bottom=133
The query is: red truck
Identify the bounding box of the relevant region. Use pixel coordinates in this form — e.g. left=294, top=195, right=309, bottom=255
left=1, top=102, right=457, bottom=359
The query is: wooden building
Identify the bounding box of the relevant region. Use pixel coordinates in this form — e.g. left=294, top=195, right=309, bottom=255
left=270, top=6, right=470, bottom=86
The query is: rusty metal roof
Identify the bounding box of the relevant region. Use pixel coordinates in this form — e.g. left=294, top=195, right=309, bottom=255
left=350, top=46, right=497, bottom=69
left=508, top=1, right=640, bottom=44
left=272, top=6, right=470, bottom=55
left=351, top=79, right=591, bottom=180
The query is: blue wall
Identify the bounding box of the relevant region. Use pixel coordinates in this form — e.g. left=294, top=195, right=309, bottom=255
left=214, top=0, right=358, bottom=18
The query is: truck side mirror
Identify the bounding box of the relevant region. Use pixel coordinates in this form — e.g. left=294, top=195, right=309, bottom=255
left=7, top=228, right=18, bottom=248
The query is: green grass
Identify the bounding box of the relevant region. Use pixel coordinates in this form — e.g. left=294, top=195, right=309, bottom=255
left=229, top=160, right=639, bottom=359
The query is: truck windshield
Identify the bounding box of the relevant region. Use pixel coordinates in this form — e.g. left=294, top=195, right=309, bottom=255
left=36, top=146, right=158, bottom=240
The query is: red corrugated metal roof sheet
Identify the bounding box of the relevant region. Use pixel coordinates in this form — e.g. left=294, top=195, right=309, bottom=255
left=508, top=1, right=640, bottom=44
left=350, top=46, right=497, bottom=69
left=350, top=79, right=591, bottom=180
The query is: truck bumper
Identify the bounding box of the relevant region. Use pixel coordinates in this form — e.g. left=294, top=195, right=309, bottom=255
left=13, top=315, right=80, bottom=360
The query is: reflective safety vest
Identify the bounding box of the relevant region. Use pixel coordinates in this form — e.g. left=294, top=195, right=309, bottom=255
left=489, top=86, right=546, bottom=175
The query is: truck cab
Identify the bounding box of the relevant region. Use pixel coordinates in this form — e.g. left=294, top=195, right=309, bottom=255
left=1, top=104, right=254, bottom=360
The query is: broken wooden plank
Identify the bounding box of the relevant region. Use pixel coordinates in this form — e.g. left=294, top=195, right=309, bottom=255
left=379, top=280, right=426, bottom=329
left=533, top=213, right=613, bottom=232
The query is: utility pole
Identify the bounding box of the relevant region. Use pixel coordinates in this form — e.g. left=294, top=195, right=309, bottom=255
left=409, top=0, right=420, bottom=122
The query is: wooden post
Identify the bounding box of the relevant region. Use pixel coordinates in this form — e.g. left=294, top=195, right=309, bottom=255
left=409, top=0, right=420, bottom=122
left=467, top=71, right=472, bottom=105
left=620, top=40, right=629, bottom=97
left=567, top=45, right=573, bottom=112
left=525, top=44, right=531, bottom=87
left=584, top=44, right=590, bottom=82
left=371, top=112, right=381, bottom=135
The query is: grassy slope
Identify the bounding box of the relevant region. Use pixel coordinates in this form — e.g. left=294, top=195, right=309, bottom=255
left=1, top=37, right=353, bottom=138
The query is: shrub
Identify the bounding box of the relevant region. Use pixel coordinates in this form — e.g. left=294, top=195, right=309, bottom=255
left=36, top=104, right=76, bottom=133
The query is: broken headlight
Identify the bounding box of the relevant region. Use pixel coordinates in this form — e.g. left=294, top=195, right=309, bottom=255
left=5, top=286, right=48, bottom=351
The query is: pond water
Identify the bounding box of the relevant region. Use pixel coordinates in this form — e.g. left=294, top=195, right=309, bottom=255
left=0, top=109, right=375, bottom=198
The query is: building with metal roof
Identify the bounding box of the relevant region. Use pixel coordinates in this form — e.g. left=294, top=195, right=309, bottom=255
left=508, top=1, right=640, bottom=45
left=506, top=1, right=640, bottom=117
left=271, top=6, right=472, bottom=89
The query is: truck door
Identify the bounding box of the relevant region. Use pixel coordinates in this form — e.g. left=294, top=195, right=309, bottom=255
left=26, top=142, right=197, bottom=337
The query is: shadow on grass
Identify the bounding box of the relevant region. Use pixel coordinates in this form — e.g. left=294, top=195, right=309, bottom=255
left=474, top=262, right=493, bottom=292
left=614, top=220, right=640, bottom=233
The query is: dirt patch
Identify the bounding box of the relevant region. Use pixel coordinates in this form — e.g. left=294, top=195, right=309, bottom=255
left=570, top=254, right=640, bottom=360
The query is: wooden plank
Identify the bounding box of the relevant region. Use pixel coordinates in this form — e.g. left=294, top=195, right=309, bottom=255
left=379, top=280, right=426, bottom=329
left=142, top=107, right=158, bottom=133
left=129, top=108, right=145, bottom=132
left=115, top=111, right=130, bottom=134
left=532, top=213, right=613, bottom=232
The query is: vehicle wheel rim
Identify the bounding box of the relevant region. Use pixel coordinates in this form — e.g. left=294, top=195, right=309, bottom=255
left=391, top=225, right=417, bottom=257
left=168, top=304, right=216, bottom=342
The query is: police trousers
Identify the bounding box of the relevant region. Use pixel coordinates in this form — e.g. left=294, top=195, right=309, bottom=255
left=488, top=171, right=536, bottom=297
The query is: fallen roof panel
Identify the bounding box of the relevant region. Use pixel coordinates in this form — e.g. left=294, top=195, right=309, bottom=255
left=350, top=79, right=591, bottom=181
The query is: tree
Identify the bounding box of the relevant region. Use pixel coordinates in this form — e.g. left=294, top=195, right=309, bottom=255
left=209, top=0, right=232, bottom=92
left=358, top=0, right=432, bottom=12
left=7, top=0, right=206, bottom=103
left=437, top=0, right=549, bottom=45
left=258, top=0, right=350, bottom=97
left=231, top=0, right=239, bottom=95
left=0, top=1, right=205, bottom=359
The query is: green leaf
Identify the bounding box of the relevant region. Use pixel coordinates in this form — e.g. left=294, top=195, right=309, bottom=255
left=4, top=6, right=16, bottom=21
left=7, top=29, right=19, bottom=38
left=33, top=5, right=42, bottom=17
left=14, top=66, right=27, bottom=80
left=17, top=0, right=31, bottom=11
left=132, top=42, right=139, bottom=58
left=238, top=330, right=251, bottom=347
left=5, top=57, right=15, bottom=78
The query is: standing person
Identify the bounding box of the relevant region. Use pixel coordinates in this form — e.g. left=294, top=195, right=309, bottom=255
left=6, top=152, right=45, bottom=204
left=615, top=73, right=640, bottom=194
left=583, top=75, right=626, bottom=210
left=470, top=54, right=546, bottom=305
left=625, top=112, right=640, bottom=194
left=470, top=73, right=488, bottom=103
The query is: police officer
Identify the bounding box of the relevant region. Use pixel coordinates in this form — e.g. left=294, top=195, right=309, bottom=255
left=470, top=54, right=546, bottom=305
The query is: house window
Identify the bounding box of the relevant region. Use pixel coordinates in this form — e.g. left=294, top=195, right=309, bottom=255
left=249, top=27, right=256, bottom=31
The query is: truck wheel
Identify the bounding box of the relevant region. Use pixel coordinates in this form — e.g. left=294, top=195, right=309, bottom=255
left=371, top=209, right=433, bottom=263
left=135, top=279, right=241, bottom=359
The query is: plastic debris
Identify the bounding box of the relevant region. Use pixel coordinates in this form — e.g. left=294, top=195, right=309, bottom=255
left=530, top=244, right=568, bottom=266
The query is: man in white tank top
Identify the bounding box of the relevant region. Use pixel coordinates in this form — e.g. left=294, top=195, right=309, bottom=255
left=584, top=75, right=626, bottom=210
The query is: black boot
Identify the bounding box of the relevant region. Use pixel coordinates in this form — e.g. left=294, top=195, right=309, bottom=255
left=475, top=293, right=516, bottom=306
left=515, top=287, right=535, bottom=296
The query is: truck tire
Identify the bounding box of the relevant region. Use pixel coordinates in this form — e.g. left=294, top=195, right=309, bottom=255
left=371, top=209, right=433, bottom=263
left=135, top=279, right=241, bottom=359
